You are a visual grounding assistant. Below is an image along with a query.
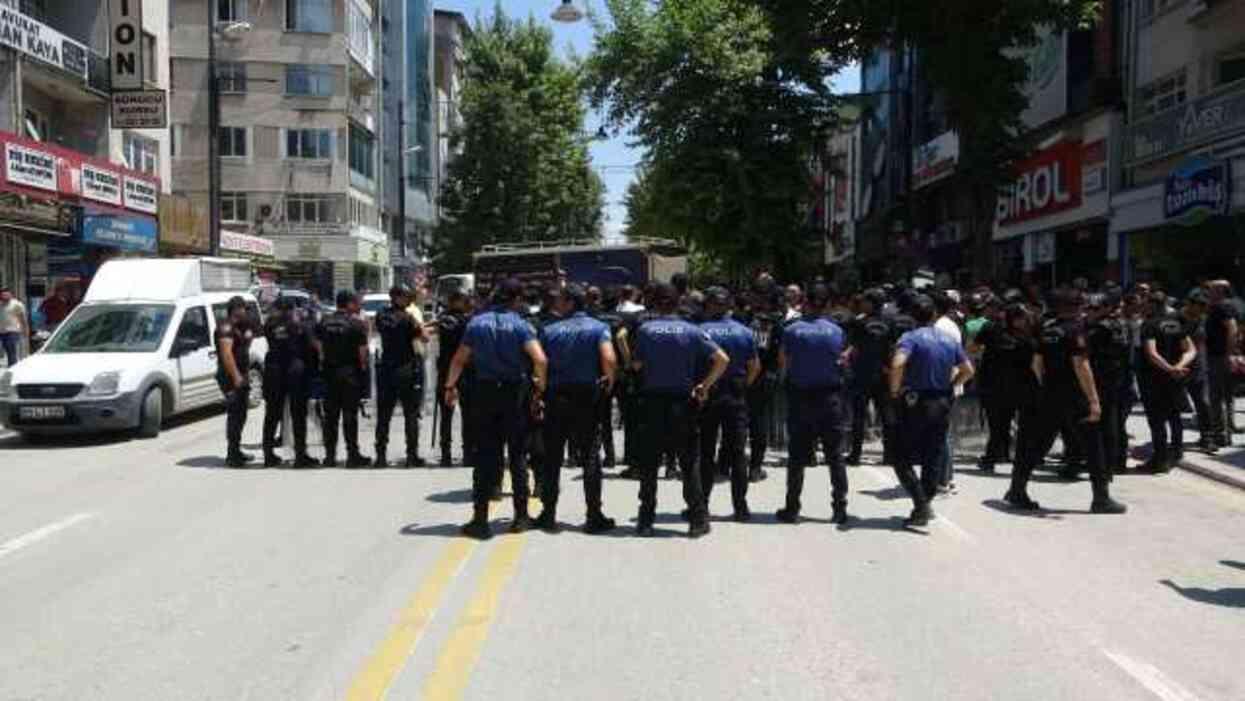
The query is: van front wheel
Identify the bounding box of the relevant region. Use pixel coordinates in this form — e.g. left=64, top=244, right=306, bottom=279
left=138, top=388, right=163, bottom=438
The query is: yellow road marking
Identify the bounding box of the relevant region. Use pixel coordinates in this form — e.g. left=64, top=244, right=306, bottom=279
left=346, top=538, right=477, bottom=701
left=422, top=532, right=528, bottom=701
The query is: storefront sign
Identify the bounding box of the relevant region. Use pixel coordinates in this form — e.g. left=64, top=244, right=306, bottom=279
left=108, top=0, right=144, bottom=90
left=81, top=212, right=157, bottom=253
left=912, top=132, right=959, bottom=190
left=111, top=89, right=167, bottom=129
left=220, top=230, right=275, bottom=258
left=158, top=194, right=207, bottom=253
left=1126, top=84, right=1245, bottom=164
left=1016, top=27, right=1067, bottom=129
left=5, top=141, right=56, bottom=192
left=996, top=141, right=1083, bottom=226
left=1164, top=158, right=1231, bottom=226
left=0, top=0, right=89, bottom=80
left=123, top=176, right=157, bottom=214
left=1083, top=167, right=1106, bottom=195
left=0, top=191, right=75, bottom=235
left=80, top=164, right=121, bottom=206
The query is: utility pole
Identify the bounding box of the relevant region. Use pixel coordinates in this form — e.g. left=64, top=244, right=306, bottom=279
left=398, top=99, right=407, bottom=262
left=207, top=2, right=220, bottom=256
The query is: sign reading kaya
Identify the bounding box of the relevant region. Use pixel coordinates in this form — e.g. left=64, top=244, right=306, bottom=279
left=996, top=141, right=1083, bottom=226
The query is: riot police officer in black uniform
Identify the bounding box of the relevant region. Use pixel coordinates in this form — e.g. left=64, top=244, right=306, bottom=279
left=436, top=291, right=471, bottom=466
left=1139, top=294, right=1196, bottom=473
left=317, top=291, right=371, bottom=468
left=973, top=303, right=1036, bottom=473
left=262, top=297, right=319, bottom=468
left=741, top=285, right=783, bottom=482
left=882, top=292, right=919, bottom=465
left=216, top=296, right=254, bottom=468
left=1086, top=292, right=1131, bottom=475
left=374, top=285, right=429, bottom=468
left=847, top=289, right=892, bottom=465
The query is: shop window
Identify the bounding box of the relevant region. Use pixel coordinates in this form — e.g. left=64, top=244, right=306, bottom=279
left=123, top=132, right=160, bottom=176
left=1219, top=50, right=1245, bottom=87
left=218, top=0, right=246, bottom=23
left=286, top=194, right=331, bottom=224
left=23, top=108, right=48, bottom=142
left=286, top=128, right=332, bottom=159
left=1137, top=69, right=1187, bottom=116
left=219, top=126, right=247, bottom=157
left=217, top=62, right=247, bottom=93
left=285, top=64, right=334, bottom=97
left=286, top=0, right=332, bottom=33
left=221, top=192, right=248, bottom=223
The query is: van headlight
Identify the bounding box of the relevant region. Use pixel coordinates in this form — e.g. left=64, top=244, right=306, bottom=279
left=86, top=371, right=121, bottom=397
left=0, top=371, right=12, bottom=398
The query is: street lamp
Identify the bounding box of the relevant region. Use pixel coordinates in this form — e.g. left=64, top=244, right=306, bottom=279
left=207, top=17, right=253, bottom=256
left=551, top=1, right=585, bottom=23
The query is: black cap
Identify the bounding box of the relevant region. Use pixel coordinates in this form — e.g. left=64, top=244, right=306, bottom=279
left=494, top=277, right=524, bottom=304
left=652, top=282, right=678, bottom=306
left=807, top=283, right=831, bottom=307
left=705, top=286, right=731, bottom=307
left=227, top=295, right=248, bottom=313
left=563, top=283, right=587, bottom=309
left=389, top=285, right=410, bottom=300
left=335, top=289, right=356, bottom=308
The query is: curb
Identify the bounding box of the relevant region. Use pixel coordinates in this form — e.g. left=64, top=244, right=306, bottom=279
left=1177, top=458, right=1245, bottom=492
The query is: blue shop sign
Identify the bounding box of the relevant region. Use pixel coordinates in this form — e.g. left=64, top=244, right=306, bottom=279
left=1164, top=158, right=1231, bottom=227
left=81, top=212, right=158, bottom=253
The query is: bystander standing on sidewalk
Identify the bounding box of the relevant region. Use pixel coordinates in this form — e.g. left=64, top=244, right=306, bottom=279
left=0, top=286, right=28, bottom=368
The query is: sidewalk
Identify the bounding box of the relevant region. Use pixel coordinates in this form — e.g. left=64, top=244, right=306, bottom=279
left=1126, top=408, right=1245, bottom=491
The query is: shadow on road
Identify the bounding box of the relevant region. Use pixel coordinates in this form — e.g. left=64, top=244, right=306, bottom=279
left=426, top=488, right=473, bottom=504
left=1160, top=576, right=1245, bottom=609
left=980, top=499, right=1072, bottom=520
left=859, top=486, right=909, bottom=502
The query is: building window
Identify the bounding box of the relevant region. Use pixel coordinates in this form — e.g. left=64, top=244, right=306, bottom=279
left=217, top=0, right=246, bottom=22
left=123, top=132, right=159, bottom=176
left=221, top=192, right=248, bottom=223
left=1220, top=50, right=1245, bottom=87
left=286, top=128, right=333, bottom=159
left=219, top=126, right=247, bottom=157
left=285, top=64, right=334, bottom=97
left=143, top=32, right=156, bottom=84
left=347, top=0, right=374, bottom=70
left=349, top=125, right=375, bottom=180
left=217, top=62, right=247, bottom=93
left=1138, top=69, right=1187, bottom=116
left=286, top=194, right=331, bottom=223
left=23, top=108, right=48, bottom=142
left=286, top=0, right=332, bottom=33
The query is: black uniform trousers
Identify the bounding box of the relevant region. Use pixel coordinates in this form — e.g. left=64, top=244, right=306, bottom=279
left=1096, top=374, right=1128, bottom=473
left=1012, top=391, right=1109, bottom=496
left=1185, top=367, right=1212, bottom=443
left=222, top=381, right=249, bottom=457
left=698, top=383, right=749, bottom=513
left=541, top=384, right=606, bottom=517
left=1207, top=356, right=1235, bottom=442
left=636, top=392, right=706, bottom=527
left=981, top=380, right=1033, bottom=468
left=323, top=367, right=364, bottom=459
left=437, top=369, right=474, bottom=462
left=849, top=381, right=890, bottom=462
left=263, top=364, right=310, bottom=457
left=746, top=374, right=776, bottom=470
left=469, top=380, right=531, bottom=513
left=785, top=387, right=849, bottom=513
left=376, top=361, right=423, bottom=460
left=892, top=393, right=952, bottom=507
left=597, top=388, right=617, bottom=464
left=1139, top=372, right=1184, bottom=466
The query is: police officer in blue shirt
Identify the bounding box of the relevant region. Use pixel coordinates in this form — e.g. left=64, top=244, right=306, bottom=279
left=443, top=278, right=549, bottom=540
left=632, top=282, right=730, bottom=538
left=698, top=287, right=761, bottom=521
left=889, top=295, right=975, bottom=527
left=536, top=284, right=619, bottom=534
left=778, top=284, right=852, bottom=525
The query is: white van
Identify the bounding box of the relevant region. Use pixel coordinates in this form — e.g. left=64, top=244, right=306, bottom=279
left=0, top=258, right=267, bottom=439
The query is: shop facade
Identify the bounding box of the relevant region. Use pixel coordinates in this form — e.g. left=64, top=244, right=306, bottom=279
left=273, top=229, right=391, bottom=300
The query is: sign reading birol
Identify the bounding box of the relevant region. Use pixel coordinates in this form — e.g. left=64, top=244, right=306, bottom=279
left=996, top=141, right=1083, bottom=226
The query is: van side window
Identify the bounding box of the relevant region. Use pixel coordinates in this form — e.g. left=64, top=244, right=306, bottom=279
left=175, top=307, right=211, bottom=350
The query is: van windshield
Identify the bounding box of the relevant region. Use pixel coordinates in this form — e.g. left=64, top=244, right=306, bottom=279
left=42, top=304, right=175, bottom=353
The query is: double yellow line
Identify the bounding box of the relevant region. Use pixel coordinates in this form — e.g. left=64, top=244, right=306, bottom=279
left=345, top=507, right=532, bottom=701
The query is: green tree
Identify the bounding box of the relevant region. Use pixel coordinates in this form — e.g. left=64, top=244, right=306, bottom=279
left=436, top=6, right=605, bottom=271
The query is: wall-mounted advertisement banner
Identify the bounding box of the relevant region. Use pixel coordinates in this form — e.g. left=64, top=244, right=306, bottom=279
left=996, top=141, right=1083, bottom=226
left=5, top=141, right=57, bottom=192
left=220, top=230, right=275, bottom=258
left=0, top=0, right=89, bottom=80
left=912, top=131, right=959, bottom=190
left=123, top=175, right=157, bottom=214
left=108, top=0, right=144, bottom=90
left=80, top=163, right=122, bottom=206
left=0, top=131, right=160, bottom=216
left=1015, top=27, right=1068, bottom=129
left=1126, top=85, right=1245, bottom=165
left=111, top=89, right=167, bottom=129
left=1164, top=158, right=1231, bottom=226
left=81, top=211, right=158, bottom=253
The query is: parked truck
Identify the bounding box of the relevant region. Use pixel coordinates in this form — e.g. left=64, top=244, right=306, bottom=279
left=465, top=238, right=688, bottom=298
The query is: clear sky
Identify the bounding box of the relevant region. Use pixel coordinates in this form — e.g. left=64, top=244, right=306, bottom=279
left=435, top=1, right=860, bottom=242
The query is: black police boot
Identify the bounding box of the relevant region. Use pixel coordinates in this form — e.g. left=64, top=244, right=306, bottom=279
left=733, top=502, right=752, bottom=523
left=775, top=505, right=800, bottom=524
left=1198, top=439, right=1219, bottom=455
left=845, top=452, right=862, bottom=466
left=509, top=506, right=534, bottom=534
left=293, top=453, right=320, bottom=468
left=535, top=507, right=561, bottom=534
left=1003, top=490, right=1042, bottom=511
left=263, top=451, right=282, bottom=468
left=831, top=504, right=851, bottom=526
left=617, top=466, right=642, bottom=480
left=688, top=519, right=711, bottom=539
left=225, top=453, right=249, bottom=468
left=461, top=504, right=493, bottom=540
left=373, top=449, right=388, bottom=469
left=239, top=451, right=256, bottom=463
left=406, top=455, right=427, bottom=468
left=322, top=444, right=337, bottom=468
left=749, top=466, right=767, bottom=483
left=347, top=452, right=372, bottom=468
left=977, top=456, right=996, bottom=474
left=440, top=452, right=454, bottom=467
left=602, top=455, right=616, bottom=470
left=584, top=512, right=617, bottom=535
left=1090, top=480, right=1127, bottom=515
left=636, top=511, right=656, bottom=537
left=905, top=502, right=934, bottom=528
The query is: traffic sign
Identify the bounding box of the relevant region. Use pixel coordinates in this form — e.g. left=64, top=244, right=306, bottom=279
left=111, top=89, right=167, bottom=129
left=109, top=0, right=144, bottom=90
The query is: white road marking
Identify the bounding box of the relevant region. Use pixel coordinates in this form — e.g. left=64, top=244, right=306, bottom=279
left=1103, top=650, right=1206, bottom=701
left=0, top=513, right=95, bottom=561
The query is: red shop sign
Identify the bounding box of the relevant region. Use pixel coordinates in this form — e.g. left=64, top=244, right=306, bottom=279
left=996, top=141, right=1083, bottom=226
left=0, top=130, right=159, bottom=216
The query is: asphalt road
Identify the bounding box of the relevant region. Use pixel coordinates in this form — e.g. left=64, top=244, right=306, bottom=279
left=1, top=407, right=1242, bottom=701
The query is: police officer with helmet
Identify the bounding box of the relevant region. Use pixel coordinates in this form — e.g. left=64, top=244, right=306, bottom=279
left=632, top=282, right=730, bottom=538
left=435, top=291, right=473, bottom=467
left=536, top=284, right=619, bottom=534
left=317, top=290, right=372, bottom=468
left=216, top=296, right=255, bottom=468
left=888, top=295, right=975, bottom=527
left=373, top=285, right=431, bottom=468
left=442, top=278, right=549, bottom=540
left=262, top=296, right=319, bottom=468
left=778, top=284, right=852, bottom=525
left=698, top=286, right=760, bottom=521
left=847, top=288, right=893, bottom=465
left=1139, top=293, right=1197, bottom=473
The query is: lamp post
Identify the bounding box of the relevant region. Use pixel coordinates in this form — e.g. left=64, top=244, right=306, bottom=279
left=206, top=16, right=252, bottom=256
left=551, top=1, right=586, bottom=23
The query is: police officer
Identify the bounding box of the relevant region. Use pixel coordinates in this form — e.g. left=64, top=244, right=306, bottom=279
left=262, top=297, right=319, bottom=468
left=847, top=288, right=892, bottom=465
left=972, top=303, right=1036, bottom=473
left=216, top=296, right=254, bottom=468
left=881, top=292, right=919, bottom=465
left=374, top=285, right=429, bottom=468
left=1204, top=281, right=1239, bottom=448
left=1006, top=289, right=1127, bottom=514
left=889, top=295, right=975, bottom=526
left=1086, top=292, right=1132, bottom=475
left=741, top=285, right=784, bottom=482
left=317, top=291, right=371, bottom=468
left=1180, top=289, right=1216, bottom=455
left=778, top=284, right=852, bottom=525
left=443, top=278, right=548, bottom=540
left=698, top=287, right=760, bottom=521
left=1139, top=295, right=1196, bottom=473
left=435, top=291, right=471, bottom=466
left=632, top=282, right=729, bottom=538
left=536, top=284, right=618, bottom=534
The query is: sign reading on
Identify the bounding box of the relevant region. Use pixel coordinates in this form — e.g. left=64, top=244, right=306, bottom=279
left=0, top=0, right=88, bottom=79
left=111, top=89, right=166, bottom=129
left=108, top=0, right=143, bottom=90
left=1164, top=158, right=1231, bottom=226
left=996, top=141, right=1083, bottom=226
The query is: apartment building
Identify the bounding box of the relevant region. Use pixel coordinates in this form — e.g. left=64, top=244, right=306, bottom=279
left=169, top=0, right=388, bottom=297
left=434, top=9, right=468, bottom=199
left=0, top=0, right=168, bottom=312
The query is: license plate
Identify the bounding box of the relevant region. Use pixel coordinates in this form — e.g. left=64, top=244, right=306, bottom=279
left=19, top=405, right=66, bottom=420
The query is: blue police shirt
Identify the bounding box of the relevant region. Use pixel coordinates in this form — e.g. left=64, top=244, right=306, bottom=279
left=700, top=317, right=757, bottom=381
left=896, top=327, right=967, bottom=392
left=462, top=307, right=536, bottom=383
left=540, top=312, right=611, bottom=388
left=782, top=317, right=847, bottom=390
left=635, top=316, right=720, bottom=394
